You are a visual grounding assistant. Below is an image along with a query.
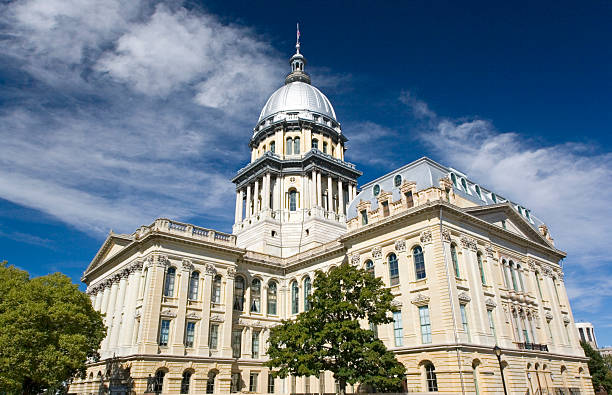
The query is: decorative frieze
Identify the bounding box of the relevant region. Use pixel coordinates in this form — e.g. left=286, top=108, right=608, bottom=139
left=411, top=293, right=430, bottom=306
left=460, top=236, right=477, bottom=251
left=210, top=314, right=224, bottom=323
left=160, top=309, right=177, bottom=318
left=156, top=255, right=171, bottom=268
left=372, top=247, right=382, bottom=261
left=394, top=239, right=406, bottom=252
left=420, top=230, right=432, bottom=244
left=458, top=291, right=471, bottom=303
left=186, top=312, right=201, bottom=320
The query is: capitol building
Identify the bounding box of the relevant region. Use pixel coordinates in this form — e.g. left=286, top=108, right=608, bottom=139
left=69, top=39, right=594, bottom=395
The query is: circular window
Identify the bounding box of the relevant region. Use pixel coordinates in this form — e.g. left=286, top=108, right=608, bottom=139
left=394, top=174, right=402, bottom=187
left=373, top=184, right=380, bottom=196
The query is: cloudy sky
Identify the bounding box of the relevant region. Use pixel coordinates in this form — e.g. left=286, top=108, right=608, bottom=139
left=1, top=0, right=611, bottom=343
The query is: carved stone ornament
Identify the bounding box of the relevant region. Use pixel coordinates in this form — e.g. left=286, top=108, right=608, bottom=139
left=210, top=314, right=224, bottom=323
left=420, top=230, right=432, bottom=244
left=411, top=293, right=430, bottom=306
left=460, top=236, right=470, bottom=249
left=485, top=298, right=497, bottom=309
left=458, top=291, right=471, bottom=303
left=391, top=299, right=402, bottom=308
left=181, top=259, right=194, bottom=271
left=485, top=244, right=494, bottom=258
left=394, top=239, right=406, bottom=252
left=350, top=253, right=360, bottom=266
left=556, top=270, right=565, bottom=281
left=186, top=312, right=201, bottom=320
left=527, top=259, right=536, bottom=271
left=441, top=228, right=451, bottom=243
left=205, top=263, right=217, bottom=276
left=157, top=255, right=171, bottom=268
left=545, top=312, right=553, bottom=322
left=542, top=266, right=553, bottom=277
left=160, top=309, right=177, bottom=318
left=226, top=267, right=236, bottom=279
left=130, top=260, right=143, bottom=272
left=372, top=247, right=382, bottom=261
left=563, top=315, right=571, bottom=324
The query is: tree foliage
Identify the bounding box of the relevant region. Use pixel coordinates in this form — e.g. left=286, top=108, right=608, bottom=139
left=581, top=341, right=612, bottom=394
left=0, top=261, right=105, bottom=394
left=266, top=262, right=406, bottom=394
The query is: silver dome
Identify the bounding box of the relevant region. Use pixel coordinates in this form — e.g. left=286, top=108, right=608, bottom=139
left=258, top=81, right=337, bottom=123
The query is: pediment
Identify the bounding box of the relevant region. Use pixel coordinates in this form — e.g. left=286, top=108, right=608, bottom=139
left=82, top=233, right=133, bottom=280
left=463, top=204, right=553, bottom=249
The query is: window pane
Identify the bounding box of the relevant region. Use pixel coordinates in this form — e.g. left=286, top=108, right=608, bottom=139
left=393, top=311, right=403, bottom=346
left=286, top=138, right=292, bottom=155
left=294, top=138, right=300, bottom=155
left=232, top=330, right=242, bottom=358
left=234, top=277, right=245, bottom=311
left=209, top=324, right=219, bottom=349
left=414, top=246, right=426, bottom=280
left=451, top=245, right=460, bottom=277
left=185, top=321, right=195, bottom=348
left=164, top=267, right=176, bottom=297
left=159, top=319, right=170, bottom=346
left=303, top=277, right=311, bottom=311
left=212, top=275, right=221, bottom=304
left=268, top=282, right=277, bottom=315
left=252, top=331, right=260, bottom=359
left=291, top=282, right=299, bottom=314
left=419, top=306, right=432, bottom=344
left=251, top=279, right=261, bottom=313
left=188, top=272, right=199, bottom=300
left=389, top=253, right=399, bottom=286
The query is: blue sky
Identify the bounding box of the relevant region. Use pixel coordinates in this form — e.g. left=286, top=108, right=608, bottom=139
left=1, top=0, right=611, bottom=344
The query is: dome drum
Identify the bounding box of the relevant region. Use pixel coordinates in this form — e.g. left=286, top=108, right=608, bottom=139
left=251, top=115, right=346, bottom=148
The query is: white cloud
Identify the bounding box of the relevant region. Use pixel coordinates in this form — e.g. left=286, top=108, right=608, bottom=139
left=401, top=91, right=612, bottom=316
left=0, top=0, right=287, bottom=235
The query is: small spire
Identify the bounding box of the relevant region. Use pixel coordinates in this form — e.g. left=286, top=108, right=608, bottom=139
left=296, top=23, right=301, bottom=54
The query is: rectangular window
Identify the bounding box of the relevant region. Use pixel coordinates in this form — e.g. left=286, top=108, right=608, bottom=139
left=232, top=329, right=242, bottom=358
left=393, top=311, right=403, bottom=346
left=460, top=304, right=470, bottom=341
left=369, top=321, right=378, bottom=338
left=487, top=310, right=496, bottom=340
left=382, top=201, right=390, bottom=217
left=267, top=374, right=275, bottom=394
left=209, top=324, right=219, bottom=350
left=185, top=321, right=195, bottom=348
left=305, top=376, right=310, bottom=394
left=419, top=306, right=432, bottom=344
left=361, top=210, right=368, bottom=225
left=405, top=191, right=414, bottom=208
left=249, top=373, right=258, bottom=392
left=159, top=319, right=170, bottom=346
left=252, top=331, right=260, bottom=359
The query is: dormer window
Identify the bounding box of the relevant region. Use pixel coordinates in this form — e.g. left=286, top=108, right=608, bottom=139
left=323, top=142, right=328, bottom=154
left=491, top=193, right=498, bottom=203
left=382, top=201, right=390, bottom=217
left=405, top=191, right=414, bottom=208
left=460, top=178, right=469, bottom=193
left=361, top=210, right=368, bottom=225
left=450, top=173, right=458, bottom=187
left=475, top=185, right=482, bottom=199
left=394, top=174, right=402, bottom=187
left=373, top=184, right=380, bottom=196
left=312, top=138, right=319, bottom=150
left=270, top=141, right=275, bottom=153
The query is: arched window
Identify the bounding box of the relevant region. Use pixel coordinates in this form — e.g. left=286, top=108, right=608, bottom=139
left=286, top=138, right=293, bottom=155
left=450, top=173, right=458, bottom=187
left=267, top=281, right=277, bottom=315
left=312, top=138, right=319, bottom=150
left=509, top=261, right=519, bottom=291
left=450, top=244, right=460, bottom=278
left=180, top=371, right=192, bottom=394
left=425, top=364, right=438, bottom=392
left=289, top=189, right=297, bottom=211
left=394, top=174, right=402, bottom=187
left=461, top=178, right=468, bottom=192
left=212, top=275, right=222, bottom=304
left=413, top=246, right=426, bottom=280
left=517, top=265, right=525, bottom=292
left=534, top=271, right=543, bottom=299
left=270, top=141, right=275, bottom=153
left=206, top=371, right=217, bottom=394
left=163, top=267, right=176, bottom=297
left=388, top=253, right=399, bottom=286
left=303, top=277, right=311, bottom=311
left=475, top=185, right=482, bottom=200
left=294, top=137, right=300, bottom=154
left=365, top=260, right=374, bottom=275
left=234, top=277, right=245, bottom=311
left=491, top=193, right=498, bottom=203
left=477, top=253, right=486, bottom=285
left=291, top=281, right=299, bottom=314
left=188, top=271, right=199, bottom=300
left=472, top=361, right=480, bottom=395
left=250, top=278, right=261, bottom=313
left=323, top=141, right=328, bottom=153
left=154, top=370, right=166, bottom=393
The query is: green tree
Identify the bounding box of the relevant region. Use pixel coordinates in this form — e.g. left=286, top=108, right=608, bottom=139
left=266, top=262, right=406, bottom=394
left=581, top=341, right=612, bottom=393
left=0, top=261, right=105, bottom=394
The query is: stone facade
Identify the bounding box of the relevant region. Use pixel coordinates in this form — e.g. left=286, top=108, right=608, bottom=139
left=68, top=42, right=594, bottom=395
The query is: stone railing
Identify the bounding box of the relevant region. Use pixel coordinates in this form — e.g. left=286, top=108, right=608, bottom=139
left=139, top=219, right=237, bottom=246
left=516, top=342, right=549, bottom=352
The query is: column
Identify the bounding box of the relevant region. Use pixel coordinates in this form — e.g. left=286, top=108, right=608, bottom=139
left=279, top=176, right=285, bottom=213
left=102, top=278, right=120, bottom=357
left=139, top=257, right=167, bottom=354
left=300, top=175, right=306, bottom=210
left=338, top=179, right=344, bottom=215
left=242, top=326, right=251, bottom=359
left=171, top=262, right=191, bottom=354
left=264, top=173, right=271, bottom=211
left=109, top=273, right=128, bottom=352
left=316, top=171, right=322, bottom=207
left=254, top=179, right=260, bottom=214
left=352, top=185, right=357, bottom=201
left=198, top=265, right=214, bottom=356
left=245, top=184, right=252, bottom=219
left=120, top=264, right=142, bottom=353
left=94, top=289, right=103, bottom=311
left=310, top=170, right=316, bottom=208
left=327, top=175, right=333, bottom=213
left=221, top=269, right=235, bottom=358
left=235, top=191, right=242, bottom=223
